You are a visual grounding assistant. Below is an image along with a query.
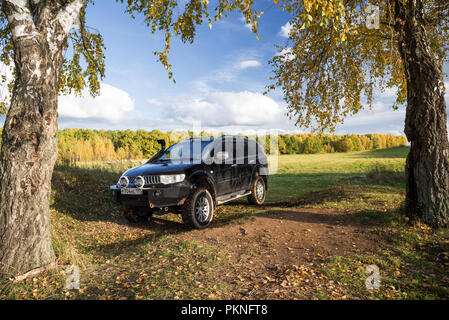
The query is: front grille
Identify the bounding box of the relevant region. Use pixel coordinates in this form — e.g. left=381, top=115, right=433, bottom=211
left=126, top=175, right=160, bottom=185
left=127, top=176, right=136, bottom=184
left=144, top=175, right=161, bottom=184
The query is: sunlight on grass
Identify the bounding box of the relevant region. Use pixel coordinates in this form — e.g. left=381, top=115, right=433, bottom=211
left=267, top=147, right=407, bottom=202
left=4, top=146, right=449, bottom=300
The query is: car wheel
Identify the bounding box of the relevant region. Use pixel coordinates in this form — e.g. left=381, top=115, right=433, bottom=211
left=123, top=206, right=153, bottom=223
left=182, top=188, right=214, bottom=228
left=247, top=175, right=266, bottom=205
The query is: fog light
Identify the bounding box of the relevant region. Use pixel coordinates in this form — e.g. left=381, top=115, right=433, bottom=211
left=135, top=176, right=145, bottom=188
left=154, top=191, right=161, bottom=197
left=119, top=176, right=129, bottom=187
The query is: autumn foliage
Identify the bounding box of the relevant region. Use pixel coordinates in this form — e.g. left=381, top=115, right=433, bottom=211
left=0, top=128, right=407, bottom=164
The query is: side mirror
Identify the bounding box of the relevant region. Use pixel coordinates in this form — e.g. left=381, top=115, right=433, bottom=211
left=215, top=151, right=229, bottom=163
left=157, top=139, right=166, bottom=151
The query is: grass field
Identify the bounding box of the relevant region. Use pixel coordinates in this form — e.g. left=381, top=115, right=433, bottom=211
left=1, top=146, right=449, bottom=300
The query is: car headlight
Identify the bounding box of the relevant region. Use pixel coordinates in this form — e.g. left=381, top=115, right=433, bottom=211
left=119, top=176, right=129, bottom=187
left=135, top=176, right=145, bottom=188
left=159, top=174, right=185, bottom=184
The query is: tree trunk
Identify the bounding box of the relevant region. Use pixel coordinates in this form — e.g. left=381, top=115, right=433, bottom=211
left=0, top=39, right=62, bottom=277
left=0, top=0, right=83, bottom=277
left=395, top=0, right=449, bottom=228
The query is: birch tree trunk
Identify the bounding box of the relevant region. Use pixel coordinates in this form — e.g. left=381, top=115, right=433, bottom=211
left=0, top=0, right=84, bottom=277
left=395, top=0, right=449, bottom=228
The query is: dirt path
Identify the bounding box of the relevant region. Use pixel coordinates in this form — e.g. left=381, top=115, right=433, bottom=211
left=180, top=208, right=387, bottom=299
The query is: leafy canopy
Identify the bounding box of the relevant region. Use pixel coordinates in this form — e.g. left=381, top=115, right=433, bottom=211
left=0, top=0, right=263, bottom=114
left=269, top=0, right=449, bottom=131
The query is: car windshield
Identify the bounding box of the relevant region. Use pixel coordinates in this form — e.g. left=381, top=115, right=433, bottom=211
left=158, top=140, right=213, bottom=161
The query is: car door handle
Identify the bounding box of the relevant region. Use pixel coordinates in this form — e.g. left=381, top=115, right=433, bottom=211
left=231, top=164, right=237, bottom=167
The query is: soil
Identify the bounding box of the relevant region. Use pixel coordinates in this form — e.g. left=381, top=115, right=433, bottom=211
left=180, top=208, right=387, bottom=299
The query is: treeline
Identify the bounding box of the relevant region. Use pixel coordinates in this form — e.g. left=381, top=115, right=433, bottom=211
left=57, top=129, right=176, bottom=164
left=0, top=128, right=407, bottom=164
left=278, top=133, right=407, bottom=154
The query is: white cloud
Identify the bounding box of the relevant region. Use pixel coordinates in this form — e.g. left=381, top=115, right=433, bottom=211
left=275, top=47, right=295, bottom=61
left=239, top=15, right=253, bottom=31
left=165, top=90, right=291, bottom=129
left=146, top=98, right=162, bottom=106
left=236, top=60, right=261, bottom=70
left=202, top=55, right=262, bottom=83
left=58, top=83, right=134, bottom=123
left=377, top=87, right=398, bottom=99
left=339, top=101, right=406, bottom=132
left=279, top=22, right=292, bottom=38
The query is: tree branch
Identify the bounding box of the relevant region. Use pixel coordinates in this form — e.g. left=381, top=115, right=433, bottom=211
left=79, top=16, right=104, bottom=78
left=56, top=0, right=85, bottom=34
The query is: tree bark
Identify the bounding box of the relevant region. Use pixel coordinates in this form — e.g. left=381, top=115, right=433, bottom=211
left=0, top=0, right=84, bottom=277
left=395, top=0, right=449, bottom=228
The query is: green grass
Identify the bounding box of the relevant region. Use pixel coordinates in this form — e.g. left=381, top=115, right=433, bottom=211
left=267, top=147, right=406, bottom=202
left=73, top=159, right=146, bottom=174
left=2, top=146, right=449, bottom=300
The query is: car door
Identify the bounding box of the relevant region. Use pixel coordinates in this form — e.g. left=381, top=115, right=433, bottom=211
left=247, top=138, right=259, bottom=184
left=242, top=139, right=253, bottom=190
left=213, top=138, right=234, bottom=196
left=233, top=138, right=250, bottom=191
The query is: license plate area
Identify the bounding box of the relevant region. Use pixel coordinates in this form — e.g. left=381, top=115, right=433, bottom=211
left=121, top=187, right=143, bottom=195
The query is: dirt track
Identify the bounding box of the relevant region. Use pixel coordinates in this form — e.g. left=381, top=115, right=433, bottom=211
left=180, top=208, right=387, bottom=299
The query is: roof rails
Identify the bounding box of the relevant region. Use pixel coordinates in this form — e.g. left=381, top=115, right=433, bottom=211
left=188, top=136, right=216, bottom=141
left=220, top=134, right=249, bottom=139
left=185, top=135, right=250, bottom=141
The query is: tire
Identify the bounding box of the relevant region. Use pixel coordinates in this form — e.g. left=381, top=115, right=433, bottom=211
left=247, top=175, right=266, bottom=205
left=123, top=206, right=153, bottom=223
left=182, top=188, right=214, bottom=229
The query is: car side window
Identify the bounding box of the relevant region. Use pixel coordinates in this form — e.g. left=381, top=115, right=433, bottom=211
left=212, top=138, right=233, bottom=164
left=235, top=140, right=245, bottom=165
left=224, top=139, right=234, bottom=164
left=247, top=140, right=257, bottom=164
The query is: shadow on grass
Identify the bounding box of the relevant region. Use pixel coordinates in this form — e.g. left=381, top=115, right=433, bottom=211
left=51, top=165, right=194, bottom=252
left=52, top=165, right=187, bottom=231
left=51, top=165, right=121, bottom=222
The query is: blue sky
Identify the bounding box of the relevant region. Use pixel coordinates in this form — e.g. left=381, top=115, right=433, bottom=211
left=3, top=1, right=449, bottom=136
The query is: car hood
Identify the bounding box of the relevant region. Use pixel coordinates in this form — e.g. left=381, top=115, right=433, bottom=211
left=122, top=161, right=194, bottom=177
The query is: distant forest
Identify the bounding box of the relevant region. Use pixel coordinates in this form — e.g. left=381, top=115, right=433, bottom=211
left=0, top=128, right=407, bottom=164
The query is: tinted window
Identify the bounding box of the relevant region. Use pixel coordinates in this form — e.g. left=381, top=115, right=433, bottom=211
left=160, top=140, right=213, bottom=161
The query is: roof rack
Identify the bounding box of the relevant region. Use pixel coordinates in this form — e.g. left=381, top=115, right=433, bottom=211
left=219, top=134, right=249, bottom=139
left=188, top=136, right=215, bottom=140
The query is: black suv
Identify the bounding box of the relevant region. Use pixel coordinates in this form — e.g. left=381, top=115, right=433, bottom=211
left=110, top=136, right=268, bottom=228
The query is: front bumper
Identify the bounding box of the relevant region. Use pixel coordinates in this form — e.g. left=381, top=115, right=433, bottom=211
left=110, top=183, right=192, bottom=208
